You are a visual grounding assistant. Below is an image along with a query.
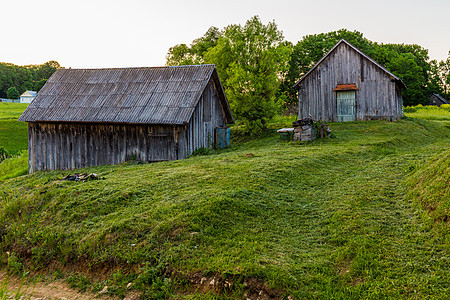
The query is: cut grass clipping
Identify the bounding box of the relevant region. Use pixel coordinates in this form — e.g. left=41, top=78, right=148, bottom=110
left=0, top=103, right=449, bottom=298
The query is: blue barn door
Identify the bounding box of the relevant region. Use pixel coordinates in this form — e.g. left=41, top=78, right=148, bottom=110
left=337, top=91, right=356, bottom=122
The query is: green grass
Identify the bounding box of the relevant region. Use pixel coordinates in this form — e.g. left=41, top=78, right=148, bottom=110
left=408, top=148, right=450, bottom=227
left=0, top=103, right=29, bottom=120
left=0, top=103, right=28, bottom=155
left=0, top=103, right=449, bottom=298
left=404, top=104, right=450, bottom=121
left=0, top=151, right=28, bottom=181
left=0, top=116, right=449, bottom=298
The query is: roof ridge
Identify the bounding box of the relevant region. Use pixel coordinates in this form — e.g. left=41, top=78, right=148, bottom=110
left=57, top=64, right=216, bottom=71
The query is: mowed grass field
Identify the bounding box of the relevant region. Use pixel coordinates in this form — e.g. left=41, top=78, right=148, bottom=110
left=0, top=104, right=449, bottom=298
left=0, top=103, right=29, bottom=180
left=0, top=103, right=28, bottom=154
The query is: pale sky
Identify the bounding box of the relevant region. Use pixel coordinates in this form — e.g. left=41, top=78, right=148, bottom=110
left=2, top=0, right=449, bottom=68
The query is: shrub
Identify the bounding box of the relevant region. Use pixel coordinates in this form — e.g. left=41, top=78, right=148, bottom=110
left=6, top=252, right=23, bottom=275
left=403, top=106, right=417, bottom=113
left=190, top=147, right=212, bottom=157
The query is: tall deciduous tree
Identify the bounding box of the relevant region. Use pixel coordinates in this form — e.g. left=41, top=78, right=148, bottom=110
left=166, top=27, right=222, bottom=66
left=166, top=16, right=290, bottom=134
left=204, top=16, right=291, bottom=134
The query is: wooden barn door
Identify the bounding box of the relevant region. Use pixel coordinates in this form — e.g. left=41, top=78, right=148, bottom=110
left=337, top=91, right=356, bottom=121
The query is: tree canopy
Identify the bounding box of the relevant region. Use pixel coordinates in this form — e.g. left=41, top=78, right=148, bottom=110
left=204, top=17, right=291, bottom=134
left=0, top=61, right=60, bottom=98
left=167, top=23, right=450, bottom=128
left=6, top=87, right=20, bottom=99
left=166, top=27, right=222, bottom=66
left=167, top=16, right=291, bottom=134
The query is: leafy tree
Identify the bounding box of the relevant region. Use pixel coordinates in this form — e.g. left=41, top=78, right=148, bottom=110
left=29, top=60, right=60, bottom=82
left=204, top=16, right=291, bottom=134
left=166, top=27, right=222, bottom=66
left=6, top=87, right=20, bottom=99
left=386, top=52, right=425, bottom=106
left=443, top=53, right=450, bottom=97
left=429, top=52, right=450, bottom=97
left=374, top=43, right=431, bottom=105
left=34, top=79, right=48, bottom=92
left=0, top=61, right=60, bottom=97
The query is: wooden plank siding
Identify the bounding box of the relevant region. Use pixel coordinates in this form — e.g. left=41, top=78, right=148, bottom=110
left=297, top=41, right=404, bottom=122
left=27, top=79, right=227, bottom=173
left=28, top=122, right=184, bottom=173
left=185, top=80, right=226, bottom=156
left=21, top=65, right=234, bottom=173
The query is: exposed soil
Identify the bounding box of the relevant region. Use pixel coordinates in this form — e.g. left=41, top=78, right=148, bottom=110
left=169, top=269, right=285, bottom=300
left=1, top=268, right=286, bottom=299
left=0, top=271, right=120, bottom=300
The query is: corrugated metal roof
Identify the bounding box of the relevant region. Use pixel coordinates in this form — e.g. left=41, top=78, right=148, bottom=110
left=292, top=39, right=407, bottom=90
left=19, top=65, right=234, bottom=125
left=432, top=93, right=449, bottom=104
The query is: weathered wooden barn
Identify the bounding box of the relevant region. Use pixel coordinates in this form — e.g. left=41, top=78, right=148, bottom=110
left=18, top=65, right=234, bottom=173
left=427, top=93, right=448, bottom=107
left=293, top=39, right=406, bottom=122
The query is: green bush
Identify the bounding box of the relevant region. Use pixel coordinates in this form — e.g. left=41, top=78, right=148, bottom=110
left=403, top=106, right=417, bottom=113
left=190, top=147, right=212, bottom=157
left=6, top=252, right=23, bottom=275
left=0, top=147, right=11, bottom=163
left=66, top=273, right=91, bottom=292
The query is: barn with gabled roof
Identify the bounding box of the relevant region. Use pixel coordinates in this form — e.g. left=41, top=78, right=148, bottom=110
left=293, top=39, right=406, bottom=122
left=18, top=64, right=233, bottom=173
left=428, top=93, right=448, bottom=107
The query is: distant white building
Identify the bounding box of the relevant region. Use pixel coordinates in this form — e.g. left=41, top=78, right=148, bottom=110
left=20, top=91, right=37, bottom=103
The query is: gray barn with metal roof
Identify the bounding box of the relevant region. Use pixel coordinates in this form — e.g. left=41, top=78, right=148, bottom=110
left=19, top=64, right=234, bottom=172
left=293, top=39, right=406, bottom=122
left=428, top=93, right=448, bottom=107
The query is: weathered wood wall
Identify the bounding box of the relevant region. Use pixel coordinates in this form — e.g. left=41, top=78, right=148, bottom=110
left=185, top=79, right=226, bottom=155
left=298, top=42, right=403, bottom=121
left=27, top=79, right=229, bottom=173
left=28, top=122, right=184, bottom=173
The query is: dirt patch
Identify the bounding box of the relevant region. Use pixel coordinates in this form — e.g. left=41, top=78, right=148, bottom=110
left=0, top=271, right=119, bottom=299
left=1, top=265, right=287, bottom=299
left=170, top=269, right=285, bottom=299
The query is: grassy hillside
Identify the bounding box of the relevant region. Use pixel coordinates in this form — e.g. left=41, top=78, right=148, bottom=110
left=0, top=115, right=449, bottom=298
left=0, top=103, right=28, bottom=180
left=408, top=148, right=450, bottom=227
left=0, top=103, right=28, bottom=155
